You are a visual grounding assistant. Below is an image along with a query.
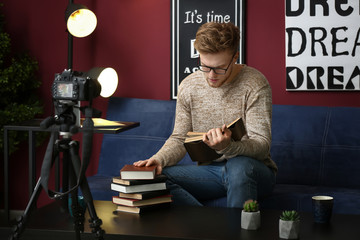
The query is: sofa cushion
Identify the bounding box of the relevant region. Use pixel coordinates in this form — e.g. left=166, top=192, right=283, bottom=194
left=86, top=175, right=116, bottom=201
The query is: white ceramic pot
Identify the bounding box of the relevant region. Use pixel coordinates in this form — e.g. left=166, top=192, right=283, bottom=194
left=279, top=219, right=300, bottom=239
left=241, top=210, right=261, bottom=230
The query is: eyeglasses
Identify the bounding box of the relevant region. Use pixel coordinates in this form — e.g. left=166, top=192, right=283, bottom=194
left=198, top=53, right=236, bottom=75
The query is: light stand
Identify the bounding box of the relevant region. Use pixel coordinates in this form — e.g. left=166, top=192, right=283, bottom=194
left=65, top=0, right=97, bottom=126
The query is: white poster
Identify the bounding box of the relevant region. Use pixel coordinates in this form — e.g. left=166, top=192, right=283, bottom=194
left=285, top=0, right=360, bottom=91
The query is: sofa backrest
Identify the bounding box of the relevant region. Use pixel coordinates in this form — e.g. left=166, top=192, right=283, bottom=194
left=271, top=105, right=360, bottom=188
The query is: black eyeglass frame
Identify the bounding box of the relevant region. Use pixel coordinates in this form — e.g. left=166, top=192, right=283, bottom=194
left=198, top=52, right=237, bottom=75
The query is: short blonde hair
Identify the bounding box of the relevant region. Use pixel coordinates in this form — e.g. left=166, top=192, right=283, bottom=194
left=194, top=22, right=240, bottom=54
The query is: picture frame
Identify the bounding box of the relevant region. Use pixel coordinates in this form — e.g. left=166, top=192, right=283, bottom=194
left=171, top=0, right=246, bottom=99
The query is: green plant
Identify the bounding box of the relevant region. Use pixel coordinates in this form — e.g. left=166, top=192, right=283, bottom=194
left=280, top=210, right=300, bottom=221
left=243, top=199, right=259, bottom=212
left=0, top=3, right=44, bottom=154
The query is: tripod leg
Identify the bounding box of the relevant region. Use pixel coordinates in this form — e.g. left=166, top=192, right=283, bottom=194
left=69, top=141, right=105, bottom=240
left=9, top=131, right=58, bottom=239
left=68, top=150, right=85, bottom=240
left=9, top=177, right=43, bottom=240
left=69, top=189, right=84, bottom=240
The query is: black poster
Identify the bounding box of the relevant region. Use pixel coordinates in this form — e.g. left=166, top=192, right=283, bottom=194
left=171, top=0, right=245, bottom=99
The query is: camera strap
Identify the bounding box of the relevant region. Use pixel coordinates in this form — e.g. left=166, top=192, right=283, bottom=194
left=40, top=131, right=59, bottom=198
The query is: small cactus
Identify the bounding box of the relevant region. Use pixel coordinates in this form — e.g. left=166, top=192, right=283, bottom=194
left=243, top=199, right=259, bottom=212
left=280, top=210, right=300, bottom=221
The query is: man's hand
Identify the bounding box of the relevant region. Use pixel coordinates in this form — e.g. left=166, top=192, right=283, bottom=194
left=203, top=124, right=232, bottom=151
left=133, top=159, right=163, bottom=175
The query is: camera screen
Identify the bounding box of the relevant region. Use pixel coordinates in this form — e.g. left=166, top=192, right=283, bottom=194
left=57, top=83, right=73, bottom=98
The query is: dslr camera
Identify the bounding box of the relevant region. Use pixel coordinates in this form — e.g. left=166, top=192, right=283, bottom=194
left=52, top=69, right=101, bottom=102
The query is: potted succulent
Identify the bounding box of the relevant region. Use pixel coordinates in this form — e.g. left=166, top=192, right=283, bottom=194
left=279, top=210, right=300, bottom=239
left=241, top=199, right=261, bottom=230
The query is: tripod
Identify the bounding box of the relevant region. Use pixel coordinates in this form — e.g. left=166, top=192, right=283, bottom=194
left=9, top=103, right=105, bottom=240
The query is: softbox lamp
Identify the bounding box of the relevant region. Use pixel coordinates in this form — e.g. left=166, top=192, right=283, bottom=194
left=86, top=67, right=119, bottom=98
left=65, top=3, right=97, bottom=38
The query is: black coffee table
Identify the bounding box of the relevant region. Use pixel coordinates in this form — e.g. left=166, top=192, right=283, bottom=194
left=84, top=201, right=360, bottom=240
left=2, top=200, right=360, bottom=239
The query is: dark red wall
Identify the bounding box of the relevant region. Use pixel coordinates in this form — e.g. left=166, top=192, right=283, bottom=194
left=2, top=0, right=359, bottom=209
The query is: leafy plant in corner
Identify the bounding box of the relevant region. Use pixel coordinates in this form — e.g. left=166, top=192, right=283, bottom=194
left=280, top=210, right=300, bottom=221
left=243, top=199, right=259, bottom=212
left=0, top=2, right=45, bottom=155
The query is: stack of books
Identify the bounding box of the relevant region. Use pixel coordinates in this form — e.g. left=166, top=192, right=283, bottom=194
left=111, top=164, right=172, bottom=214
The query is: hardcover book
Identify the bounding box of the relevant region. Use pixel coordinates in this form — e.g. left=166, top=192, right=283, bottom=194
left=112, top=175, right=167, bottom=186
left=120, top=164, right=156, bottom=180
left=112, top=195, right=172, bottom=207
left=111, top=182, right=167, bottom=194
left=184, top=117, right=246, bottom=163
left=114, top=202, right=171, bottom=214
left=119, top=189, right=170, bottom=200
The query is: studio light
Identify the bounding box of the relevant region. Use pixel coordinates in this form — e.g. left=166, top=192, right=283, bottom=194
left=65, top=3, right=97, bottom=38
left=86, top=67, right=119, bottom=98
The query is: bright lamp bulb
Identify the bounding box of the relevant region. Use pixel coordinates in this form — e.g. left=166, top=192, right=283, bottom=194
left=67, top=9, right=97, bottom=38
left=97, top=68, right=118, bottom=98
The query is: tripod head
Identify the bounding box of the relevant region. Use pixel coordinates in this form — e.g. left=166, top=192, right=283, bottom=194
left=40, top=99, right=79, bottom=137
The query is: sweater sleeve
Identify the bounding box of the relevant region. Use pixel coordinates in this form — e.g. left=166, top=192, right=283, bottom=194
left=217, top=84, right=272, bottom=161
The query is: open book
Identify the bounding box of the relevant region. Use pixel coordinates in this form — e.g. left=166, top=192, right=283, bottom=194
left=184, top=118, right=246, bottom=163
left=80, top=118, right=125, bottom=128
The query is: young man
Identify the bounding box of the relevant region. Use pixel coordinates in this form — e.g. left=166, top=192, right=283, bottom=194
left=134, top=22, right=277, bottom=208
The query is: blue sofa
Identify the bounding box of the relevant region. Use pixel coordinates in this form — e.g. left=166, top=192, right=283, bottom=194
left=87, top=97, right=360, bottom=215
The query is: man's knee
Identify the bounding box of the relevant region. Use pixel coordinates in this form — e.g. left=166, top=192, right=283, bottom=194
left=225, top=156, right=257, bottom=180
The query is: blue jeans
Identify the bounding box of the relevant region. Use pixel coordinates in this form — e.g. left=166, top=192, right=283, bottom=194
left=162, top=156, right=276, bottom=208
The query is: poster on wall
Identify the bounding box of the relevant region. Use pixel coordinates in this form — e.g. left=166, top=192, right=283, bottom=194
left=171, top=0, right=245, bottom=99
left=286, top=0, right=360, bottom=91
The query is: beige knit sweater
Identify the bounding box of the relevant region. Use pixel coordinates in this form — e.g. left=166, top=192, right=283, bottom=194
left=151, top=65, right=278, bottom=173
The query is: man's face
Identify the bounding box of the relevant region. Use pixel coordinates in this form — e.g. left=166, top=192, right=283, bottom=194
left=199, top=51, right=237, bottom=88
